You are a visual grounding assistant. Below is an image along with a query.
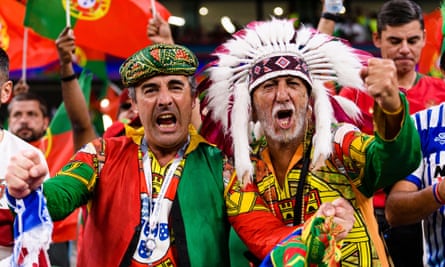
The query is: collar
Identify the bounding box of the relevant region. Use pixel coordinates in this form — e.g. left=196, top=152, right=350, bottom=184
left=260, top=143, right=304, bottom=176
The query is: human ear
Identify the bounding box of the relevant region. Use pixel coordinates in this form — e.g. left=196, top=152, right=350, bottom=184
left=0, top=80, right=12, bottom=104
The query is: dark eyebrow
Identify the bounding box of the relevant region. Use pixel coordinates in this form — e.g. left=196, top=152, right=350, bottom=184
left=168, top=79, right=186, bottom=87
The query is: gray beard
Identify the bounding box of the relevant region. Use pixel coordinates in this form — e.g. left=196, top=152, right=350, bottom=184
left=262, top=111, right=306, bottom=144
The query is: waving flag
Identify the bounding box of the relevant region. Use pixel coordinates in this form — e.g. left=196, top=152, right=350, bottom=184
left=43, top=71, right=92, bottom=176
left=418, top=5, right=445, bottom=77
left=25, top=0, right=171, bottom=59
left=75, top=45, right=108, bottom=82
left=0, top=0, right=58, bottom=71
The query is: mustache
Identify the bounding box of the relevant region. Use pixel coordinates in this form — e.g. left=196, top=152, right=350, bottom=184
left=17, top=126, right=32, bottom=131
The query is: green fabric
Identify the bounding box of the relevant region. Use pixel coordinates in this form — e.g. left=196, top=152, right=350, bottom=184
left=24, top=0, right=77, bottom=40
left=49, top=70, right=92, bottom=135
left=85, top=60, right=108, bottom=82
left=178, top=144, right=230, bottom=266
left=229, top=227, right=251, bottom=267
left=119, top=44, right=198, bottom=87
left=43, top=161, right=93, bottom=220
left=360, top=93, right=422, bottom=197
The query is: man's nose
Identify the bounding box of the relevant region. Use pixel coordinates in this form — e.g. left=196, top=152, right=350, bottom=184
left=399, top=40, right=410, bottom=54
left=276, top=81, right=290, bottom=102
left=158, top=88, right=173, bottom=106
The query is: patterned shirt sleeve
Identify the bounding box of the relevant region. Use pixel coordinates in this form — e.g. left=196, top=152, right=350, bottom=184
left=43, top=139, right=102, bottom=221
left=332, top=94, right=421, bottom=197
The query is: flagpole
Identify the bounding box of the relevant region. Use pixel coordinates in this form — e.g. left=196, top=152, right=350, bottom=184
left=21, top=27, right=28, bottom=83
left=151, top=0, right=157, bottom=18
left=66, top=0, right=71, bottom=27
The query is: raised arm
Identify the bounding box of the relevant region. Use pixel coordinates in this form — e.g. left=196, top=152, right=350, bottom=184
left=56, top=27, right=96, bottom=150
left=386, top=179, right=440, bottom=226
left=357, top=58, right=421, bottom=195
left=147, top=13, right=174, bottom=45
left=317, top=0, right=342, bottom=35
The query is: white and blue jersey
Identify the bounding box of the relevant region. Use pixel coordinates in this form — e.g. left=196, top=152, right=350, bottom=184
left=409, top=103, right=445, bottom=267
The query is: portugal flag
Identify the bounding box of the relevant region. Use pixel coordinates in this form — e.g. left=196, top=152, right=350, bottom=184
left=25, top=0, right=171, bottom=59
left=0, top=0, right=58, bottom=71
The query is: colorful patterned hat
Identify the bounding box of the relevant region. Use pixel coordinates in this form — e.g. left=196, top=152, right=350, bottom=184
left=202, top=18, right=367, bottom=183
left=120, top=44, right=198, bottom=87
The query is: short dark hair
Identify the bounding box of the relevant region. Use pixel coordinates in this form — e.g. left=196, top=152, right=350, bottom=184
left=8, top=92, right=48, bottom=118
left=0, top=48, right=10, bottom=83
left=376, top=0, right=424, bottom=36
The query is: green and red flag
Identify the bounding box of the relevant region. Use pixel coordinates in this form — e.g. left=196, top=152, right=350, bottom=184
left=0, top=0, right=58, bottom=71
left=75, top=46, right=108, bottom=82
left=33, top=71, right=93, bottom=243
left=24, top=0, right=171, bottom=59
left=42, top=70, right=92, bottom=176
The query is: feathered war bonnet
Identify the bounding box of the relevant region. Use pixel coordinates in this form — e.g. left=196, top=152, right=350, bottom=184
left=203, top=18, right=366, bottom=184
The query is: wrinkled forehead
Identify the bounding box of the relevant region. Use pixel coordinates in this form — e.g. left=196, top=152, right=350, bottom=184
left=251, top=74, right=312, bottom=97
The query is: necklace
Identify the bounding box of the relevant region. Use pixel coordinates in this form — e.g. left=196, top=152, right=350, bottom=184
left=140, top=136, right=189, bottom=254
left=267, top=179, right=277, bottom=217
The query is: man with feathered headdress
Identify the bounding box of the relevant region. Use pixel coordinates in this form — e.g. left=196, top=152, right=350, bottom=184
left=200, top=18, right=421, bottom=266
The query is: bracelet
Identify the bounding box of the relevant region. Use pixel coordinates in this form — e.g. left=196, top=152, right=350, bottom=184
left=60, top=73, right=77, bottom=82
left=433, top=182, right=445, bottom=205
left=380, top=104, right=403, bottom=116
left=321, top=12, right=341, bottom=22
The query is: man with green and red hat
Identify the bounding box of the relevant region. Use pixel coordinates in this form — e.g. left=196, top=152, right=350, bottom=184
left=4, top=43, right=230, bottom=267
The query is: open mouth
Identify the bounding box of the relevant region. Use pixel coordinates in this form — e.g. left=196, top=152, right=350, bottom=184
left=276, top=109, right=293, bottom=128
left=156, top=114, right=177, bottom=128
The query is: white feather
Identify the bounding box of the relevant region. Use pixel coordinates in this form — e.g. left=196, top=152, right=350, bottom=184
left=203, top=18, right=366, bottom=184
left=310, top=80, right=334, bottom=167
left=231, top=84, right=253, bottom=184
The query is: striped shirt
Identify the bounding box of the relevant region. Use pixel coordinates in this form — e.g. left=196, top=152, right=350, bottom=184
left=409, top=103, right=445, bottom=266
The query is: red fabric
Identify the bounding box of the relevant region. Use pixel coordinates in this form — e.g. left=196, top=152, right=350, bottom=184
left=404, top=76, right=445, bottom=114
left=0, top=209, right=14, bottom=246
left=74, top=0, right=171, bottom=59
left=98, top=86, right=121, bottom=121
left=77, top=138, right=141, bottom=266
left=0, top=0, right=58, bottom=71
left=102, top=121, right=126, bottom=138
left=418, top=9, right=443, bottom=75
left=338, top=87, right=374, bottom=135
left=230, top=210, right=300, bottom=260
left=17, top=248, right=50, bottom=267
left=228, top=184, right=299, bottom=259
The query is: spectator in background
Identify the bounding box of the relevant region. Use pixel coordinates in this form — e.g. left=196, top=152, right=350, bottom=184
left=117, top=88, right=138, bottom=124
left=385, top=92, right=445, bottom=266
left=7, top=92, right=49, bottom=144
left=6, top=26, right=96, bottom=267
